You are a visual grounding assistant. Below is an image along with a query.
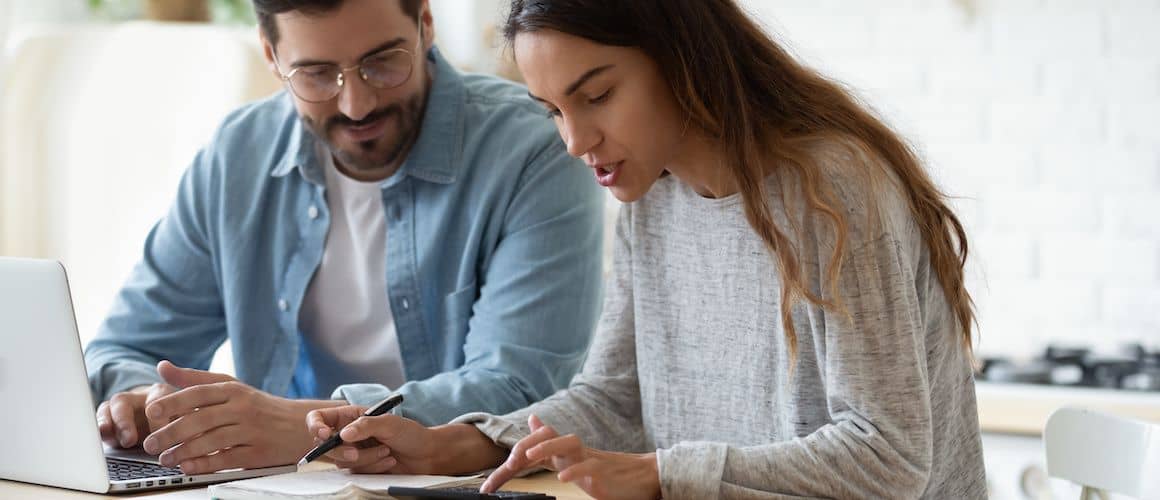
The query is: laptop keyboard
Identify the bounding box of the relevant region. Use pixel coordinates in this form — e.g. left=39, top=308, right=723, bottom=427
left=106, top=457, right=184, bottom=481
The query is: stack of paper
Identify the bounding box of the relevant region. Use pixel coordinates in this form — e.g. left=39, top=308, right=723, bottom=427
left=208, top=469, right=483, bottom=500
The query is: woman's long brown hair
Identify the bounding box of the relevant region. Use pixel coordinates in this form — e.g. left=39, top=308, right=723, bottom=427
left=505, top=0, right=976, bottom=362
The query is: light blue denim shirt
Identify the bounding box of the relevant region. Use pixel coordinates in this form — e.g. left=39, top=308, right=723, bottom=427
left=84, top=48, right=605, bottom=425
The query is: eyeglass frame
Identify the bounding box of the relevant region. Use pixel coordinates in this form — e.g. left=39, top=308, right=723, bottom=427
left=271, top=19, right=425, bottom=103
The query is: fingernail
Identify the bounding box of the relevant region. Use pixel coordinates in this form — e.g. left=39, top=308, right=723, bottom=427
left=383, top=457, right=397, bottom=468
left=378, top=447, right=392, bottom=458
left=119, top=432, right=131, bottom=447
left=158, top=452, right=173, bottom=467
left=317, top=428, right=329, bottom=438
left=142, top=438, right=156, bottom=454
left=343, top=449, right=358, bottom=461
left=146, top=406, right=162, bottom=419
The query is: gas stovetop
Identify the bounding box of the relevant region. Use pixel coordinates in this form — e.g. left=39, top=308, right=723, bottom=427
left=976, top=343, right=1160, bottom=392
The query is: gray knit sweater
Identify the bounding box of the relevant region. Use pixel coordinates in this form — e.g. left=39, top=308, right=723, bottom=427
left=454, top=145, right=986, bottom=499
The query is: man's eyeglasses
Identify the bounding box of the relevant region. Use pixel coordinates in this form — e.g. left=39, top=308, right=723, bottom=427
left=272, top=21, right=424, bottom=103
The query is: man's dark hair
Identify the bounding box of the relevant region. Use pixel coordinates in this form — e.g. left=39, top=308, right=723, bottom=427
left=254, top=0, right=423, bottom=47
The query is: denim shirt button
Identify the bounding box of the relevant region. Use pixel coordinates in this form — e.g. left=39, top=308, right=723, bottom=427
left=277, top=299, right=289, bottom=311
left=401, top=298, right=410, bottom=310
left=307, top=205, right=319, bottom=220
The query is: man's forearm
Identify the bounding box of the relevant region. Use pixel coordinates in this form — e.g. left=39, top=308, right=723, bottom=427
left=288, top=398, right=348, bottom=413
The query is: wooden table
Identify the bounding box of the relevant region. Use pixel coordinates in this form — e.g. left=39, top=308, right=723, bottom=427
left=0, top=470, right=591, bottom=499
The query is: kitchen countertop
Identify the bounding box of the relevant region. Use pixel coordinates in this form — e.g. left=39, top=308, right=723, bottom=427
left=975, top=381, right=1160, bottom=435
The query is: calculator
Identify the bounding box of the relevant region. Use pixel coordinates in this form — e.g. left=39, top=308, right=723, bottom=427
left=385, top=485, right=556, bottom=499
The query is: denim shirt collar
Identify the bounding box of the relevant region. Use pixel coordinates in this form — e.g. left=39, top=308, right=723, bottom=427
left=270, top=46, right=465, bottom=186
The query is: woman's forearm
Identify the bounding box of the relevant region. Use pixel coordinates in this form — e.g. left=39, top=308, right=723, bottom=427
left=430, top=423, right=509, bottom=474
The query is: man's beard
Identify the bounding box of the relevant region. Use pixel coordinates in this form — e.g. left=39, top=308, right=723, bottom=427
left=305, top=92, right=426, bottom=172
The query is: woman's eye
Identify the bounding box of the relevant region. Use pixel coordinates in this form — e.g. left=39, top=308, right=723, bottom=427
left=588, top=89, right=612, bottom=104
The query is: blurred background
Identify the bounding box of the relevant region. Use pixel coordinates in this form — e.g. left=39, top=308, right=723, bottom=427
left=0, top=0, right=516, bottom=350
left=4, top=0, right=1155, bottom=359
left=1, top=1, right=1158, bottom=498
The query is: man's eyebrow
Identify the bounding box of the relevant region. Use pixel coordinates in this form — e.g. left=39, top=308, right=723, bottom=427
left=289, top=38, right=406, bottom=68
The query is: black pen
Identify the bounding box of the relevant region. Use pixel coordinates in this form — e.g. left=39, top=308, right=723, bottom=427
left=298, top=393, right=404, bottom=466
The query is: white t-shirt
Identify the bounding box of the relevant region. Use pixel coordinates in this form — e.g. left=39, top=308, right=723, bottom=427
left=300, top=145, right=407, bottom=395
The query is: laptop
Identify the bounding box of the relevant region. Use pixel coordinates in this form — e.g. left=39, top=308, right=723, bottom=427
left=0, top=257, right=297, bottom=493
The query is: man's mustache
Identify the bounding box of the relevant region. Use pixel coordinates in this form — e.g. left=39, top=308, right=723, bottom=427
left=325, top=105, right=401, bottom=132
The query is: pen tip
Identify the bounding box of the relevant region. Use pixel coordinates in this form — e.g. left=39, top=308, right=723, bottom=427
left=297, top=458, right=308, bottom=467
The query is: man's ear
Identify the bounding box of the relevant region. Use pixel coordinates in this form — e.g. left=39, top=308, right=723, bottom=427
left=419, top=1, right=435, bottom=49
left=259, top=28, right=281, bottom=78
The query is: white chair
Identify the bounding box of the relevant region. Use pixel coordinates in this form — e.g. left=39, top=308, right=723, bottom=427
left=1044, top=407, right=1160, bottom=499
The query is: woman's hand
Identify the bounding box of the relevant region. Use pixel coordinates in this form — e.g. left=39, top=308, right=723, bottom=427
left=306, top=405, right=443, bottom=473
left=305, top=406, right=508, bottom=475
left=482, top=415, right=661, bottom=500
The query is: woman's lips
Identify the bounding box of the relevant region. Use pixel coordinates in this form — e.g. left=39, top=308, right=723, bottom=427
left=594, top=161, right=623, bottom=187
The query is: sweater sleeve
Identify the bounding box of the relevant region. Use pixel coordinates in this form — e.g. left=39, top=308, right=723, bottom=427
left=453, top=203, right=648, bottom=453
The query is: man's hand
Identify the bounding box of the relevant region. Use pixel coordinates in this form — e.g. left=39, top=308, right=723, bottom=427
left=96, top=382, right=178, bottom=449
left=482, top=415, right=660, bottom=500
left=139, top=360, right=340, bottom=474
left=305, top=406, right=508, bottom=475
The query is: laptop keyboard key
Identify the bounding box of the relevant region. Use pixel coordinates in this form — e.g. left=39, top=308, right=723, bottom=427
left=106, top=458, right=183, bottom=481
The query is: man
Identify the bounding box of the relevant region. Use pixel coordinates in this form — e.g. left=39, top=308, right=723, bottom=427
left=84, top=0, right=603, bottom=475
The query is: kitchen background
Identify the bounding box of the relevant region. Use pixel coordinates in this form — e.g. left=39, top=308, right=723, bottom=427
left=1, top=1, right=1158, bottom=498
left=3, top=0, right=1157, bottom=357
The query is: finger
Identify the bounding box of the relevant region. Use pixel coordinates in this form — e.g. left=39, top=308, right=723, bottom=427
left=177, top=446, right=259, bottom=475
left=528, top=414, right=545, bottom=432
left=144, top=384, right=177, bottom=433
left=157, top=360, right=236, bottom=389
left=323, top=443, right=360, bottom=463
left=525, top=434, right=582, bottom=463
left=157, top=424, right=245, bottom=468
left=108, top=393, right=143, bottom=448
left=481, top=426, right=559, bottom=493
left=326, top=444, right=392, bottom=470
left=305, top=410, right=332, bottom=440
left=336, top=414, right=413, bottom=444
left=481, top=464, right=518, bottom=494
left=96, top=402, right=117, bottom=446
left=146, top=383, right=231, bottom=422
left=142, top=403, right=234, bottom=455
left=557, top=457, right=603, bottom=483
left=557, top=458, right=609, bottom=500
left=349, top=454, right=398, bottom=474
left=307, top=406, right=367, bottom=440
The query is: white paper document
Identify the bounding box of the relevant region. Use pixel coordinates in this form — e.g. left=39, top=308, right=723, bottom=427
left=208, top=469, right=483, bottom=500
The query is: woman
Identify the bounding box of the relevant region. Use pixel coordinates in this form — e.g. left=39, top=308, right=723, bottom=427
left=305, top=1, right=986, bottom=498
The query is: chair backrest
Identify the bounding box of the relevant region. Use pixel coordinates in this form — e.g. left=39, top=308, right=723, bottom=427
left=1044, top=407, right=1160, bottom=499
left=0, top=21, right=281, bottom=339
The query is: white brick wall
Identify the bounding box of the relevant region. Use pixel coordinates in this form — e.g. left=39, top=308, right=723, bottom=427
left=738, top=0, right=1160, bottom=357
